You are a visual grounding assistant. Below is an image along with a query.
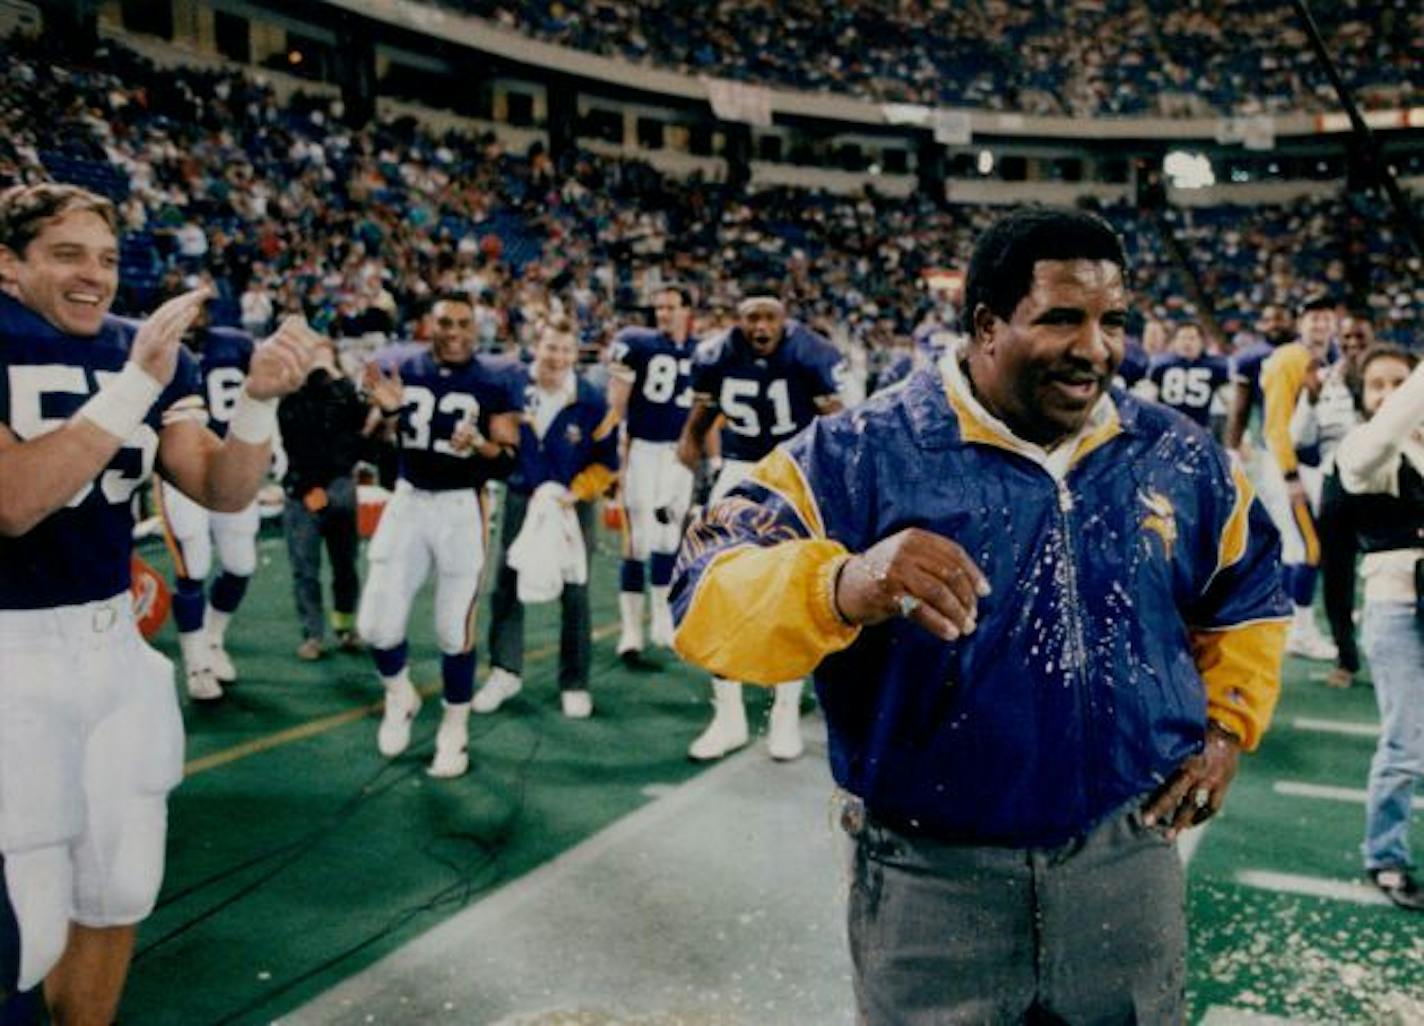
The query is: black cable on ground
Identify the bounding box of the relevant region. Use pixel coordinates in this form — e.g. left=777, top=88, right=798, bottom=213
left=133, top=710, right=533, bottom=965
left=203, top=731, right=547, bottom=1026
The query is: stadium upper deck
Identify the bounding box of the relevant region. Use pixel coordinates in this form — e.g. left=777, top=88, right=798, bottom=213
left=427, top=0, right=1424, bottom=117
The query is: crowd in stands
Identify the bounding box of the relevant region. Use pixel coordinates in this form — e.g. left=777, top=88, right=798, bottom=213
left=2, top=34, right=1419, bottom=381
left=448, top=0, right=1424, bottom=117
left=1165, top=196, right=1423, bottom=349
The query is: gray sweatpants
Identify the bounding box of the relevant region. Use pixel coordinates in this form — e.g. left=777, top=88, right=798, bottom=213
left=846, top=800, right=1186, bottom=1026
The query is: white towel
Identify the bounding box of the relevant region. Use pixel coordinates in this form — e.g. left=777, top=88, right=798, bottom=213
left=506, top=482, right=588, bottom=604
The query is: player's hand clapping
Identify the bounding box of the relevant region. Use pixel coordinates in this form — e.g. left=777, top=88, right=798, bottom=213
left=130, top=286, right=211, bottom=385
left=247, top=315, right=323, bottom=400
left=834, top=527, right=991, bottom=641
left=449, top=414, right=486, bottom=456
left=362, top=362, right=405, bottom=414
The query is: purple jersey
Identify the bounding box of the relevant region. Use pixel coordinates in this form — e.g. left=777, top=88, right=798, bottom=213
left=393, top=351, right=523, bottom=491
left=0, top=294, right=203, bottom=609
left=1228, top=338, right=1280, bottom=430
left=1115, top=341, right=1150, bottom=389
left=191, top=326, right=254, bottom=438
left=690, top=320, right=846, bottom=462
left=1146, top=353, right=1230, bottom=426
left=608, top=326, right=695, bottom=443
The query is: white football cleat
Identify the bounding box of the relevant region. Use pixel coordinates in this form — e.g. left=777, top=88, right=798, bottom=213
left=767, top=681, right=805, bottom=762
left=616, top=592, right=645, bottom=663
left=209, top=644, right=237, bottom=684
left=688, top=679, right=749, bottom=761
left=472, top=667, right=522, bottom=714
left=427, top=704, right=470, bottom=778
left=376, top=682, right=421, bottom=758
left=186, top=668, right=224, bottom=703
left=649, top=587, right=677, bottom=649
left=561, top=690, right=593, bottom=719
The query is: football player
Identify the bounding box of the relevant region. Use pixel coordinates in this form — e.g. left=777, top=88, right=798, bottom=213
left=675, top=276, right=847, bottom=762
left=1141, top=321, right=1230, bottom=429
left=0, top=183, right=315, bottom=1026
left=1256, top=294, right=1340, bottom=660
left=1224, top=300, right=1296, bottom=452
left=356, top=293, right=521, bottom=779
left=153, top=295, right=261, bottom=700
left=606, top=283, right=697, bottom=662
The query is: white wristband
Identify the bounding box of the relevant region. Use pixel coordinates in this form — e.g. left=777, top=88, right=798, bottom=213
left=229, top=390, right=279, bottom=445
left=79, top=363, right=163, bottom=441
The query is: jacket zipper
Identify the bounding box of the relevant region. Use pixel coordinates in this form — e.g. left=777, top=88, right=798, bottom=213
left=1054, top=480, right=1090, bottom=674
left=1055, top=478, right=1094, bottom=803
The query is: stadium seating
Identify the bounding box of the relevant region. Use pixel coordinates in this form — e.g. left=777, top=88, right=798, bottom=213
left=2, top=34, right=1419, bottom=358
left=426, top=0, right=1424, bottom=117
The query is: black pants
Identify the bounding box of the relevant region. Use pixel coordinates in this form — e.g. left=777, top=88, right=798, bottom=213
left=1319, top=469, right=1360, bottom=673
left=488, top=489, right=595, bottom=691
left=282, top=475, right=360, bottom=643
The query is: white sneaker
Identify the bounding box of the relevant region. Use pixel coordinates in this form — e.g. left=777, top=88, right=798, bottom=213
left=561, top=690, right=593, bottom=719
left=1287, top=617, right=1338, bottom=663
left=427, top=707, right=470, bottom=778
left=377, top=683, right=421, bottom=757
left=472, top=668, right=522, bottom=714
left=767, top=681, right=805, bottom=762
left=186, top=668, right=224, bottom=703
left=209, top=644, right=237, bottom=684
left=1287, top=628, right=1338, bottom=660
left=1286, top=606, right=1337, bottom=660
left=688, top=679, right=749, bottom=761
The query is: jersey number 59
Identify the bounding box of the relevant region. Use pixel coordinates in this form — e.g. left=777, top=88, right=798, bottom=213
left=7, top=365, right=157, bottom=506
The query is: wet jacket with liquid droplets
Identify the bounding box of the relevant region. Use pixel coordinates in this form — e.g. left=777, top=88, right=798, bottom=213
left=671, top=363, right=1290, bottom=848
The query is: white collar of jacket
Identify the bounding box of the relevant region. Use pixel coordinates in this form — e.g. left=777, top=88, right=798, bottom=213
left=934, top=342, right=1123, bottom=480
left=529, top=367, right=577, bottom=405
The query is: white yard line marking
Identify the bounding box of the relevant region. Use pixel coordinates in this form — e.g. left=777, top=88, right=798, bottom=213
left=1199, top=1007, right=1310, bottom=1026
left=1274, top=780, right=1424, bottom=810
left=1292, top=717, right=1380, bottom=738
left=1235, top=869, right=1391, bottom=907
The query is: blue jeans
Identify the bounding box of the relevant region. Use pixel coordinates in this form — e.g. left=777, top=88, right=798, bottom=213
left=1362, top=602, right=1424, bottom=871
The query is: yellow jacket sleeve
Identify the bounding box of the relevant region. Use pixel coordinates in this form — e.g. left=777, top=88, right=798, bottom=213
left=1260, top=345, right=1312, bottom=476
left=673, top=540, right=860, bottom=684
left=1190, top=620, right=1287, bottom=751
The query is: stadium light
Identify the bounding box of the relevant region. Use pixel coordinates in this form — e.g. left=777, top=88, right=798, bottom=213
left=1163, top=150, right=1215, bottom=189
